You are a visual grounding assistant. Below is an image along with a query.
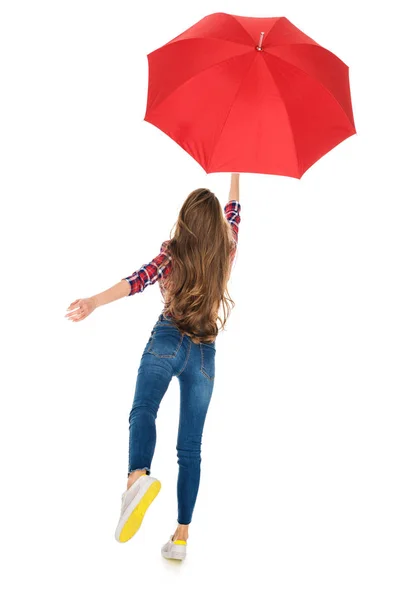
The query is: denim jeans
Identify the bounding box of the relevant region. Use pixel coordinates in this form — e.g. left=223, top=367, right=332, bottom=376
left=128, top=312, right=216, bottom=525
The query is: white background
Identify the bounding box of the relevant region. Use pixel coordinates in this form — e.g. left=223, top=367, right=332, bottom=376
left=1, top=0, right=399, bottom=598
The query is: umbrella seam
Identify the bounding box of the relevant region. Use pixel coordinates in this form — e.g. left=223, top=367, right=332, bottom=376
left=146, top=47, right=254, bottom=114
left=262, top=16, right=285, bottom=45
left=225, top=13, right=260, bottom=46
left=264, top=38, right=349, bottom=68
left=263, top=48, right=355, bottom=130
left=261, top=54, right=301, bottom=178
left=206, top=53, right=257, bottom=173
left=263, top=18, right=319, bottom=47
left=164, top=34, right=253, bottom=50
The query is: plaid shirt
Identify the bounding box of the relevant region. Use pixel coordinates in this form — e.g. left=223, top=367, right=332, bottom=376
left=122, top=200, right=241, bottom=298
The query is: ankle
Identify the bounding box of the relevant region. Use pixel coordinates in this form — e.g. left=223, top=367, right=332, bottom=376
left=173, top=525, right=189, bottom=542
left=127, top=470, right=147, bottom=490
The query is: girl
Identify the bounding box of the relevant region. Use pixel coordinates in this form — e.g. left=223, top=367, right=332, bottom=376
left=65, top=173, right=241, bottom=560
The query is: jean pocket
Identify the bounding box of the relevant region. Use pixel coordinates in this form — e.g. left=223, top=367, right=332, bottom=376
left=146, top=324, right=183, bottom=358
left=142, top=334, right=153, bottom=355
left=200, top=342, right=216, bottom=380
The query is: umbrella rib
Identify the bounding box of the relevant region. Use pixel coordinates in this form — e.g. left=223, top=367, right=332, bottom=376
left=165, top=33, right=253, bottom=50
left=269, top=41, right=343, bottom=61
left=146, top=48, right=254, bottom=114
left=261, top=55, right=301, bottom=178
left=262, top=16, right=285, bottom=44
left=223, top=13, right=259, bottom=46
left=263, top=47, right=355, bottom=129
left=206, top=53, right=257, bottom=173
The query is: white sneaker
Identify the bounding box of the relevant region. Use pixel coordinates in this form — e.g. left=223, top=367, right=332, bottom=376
left=161, top=535, right=187, bottom=561
left=115, top=475, right=161, bottom=543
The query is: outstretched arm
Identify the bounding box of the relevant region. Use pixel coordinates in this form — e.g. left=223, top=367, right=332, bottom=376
left=121, top=241, right=172, bottom=296
left=65, top=281, right=129, bottom=322
left=65, top=241, right=171, bottom=322
left=92, top=279, right=131, bottom=308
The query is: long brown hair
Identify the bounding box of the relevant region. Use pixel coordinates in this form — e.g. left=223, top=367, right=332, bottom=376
left=161, top=188, right=236, bottom=344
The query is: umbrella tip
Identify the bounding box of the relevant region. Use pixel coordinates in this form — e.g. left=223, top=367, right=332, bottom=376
left=256, top=32, right=265, bottom=51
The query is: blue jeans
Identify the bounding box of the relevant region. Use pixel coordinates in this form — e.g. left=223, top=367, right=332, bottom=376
left=128, top=312, right=216, bottom=525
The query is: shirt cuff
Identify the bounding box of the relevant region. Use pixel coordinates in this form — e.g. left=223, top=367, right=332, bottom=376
left=121, top=277, right=133, bottom=295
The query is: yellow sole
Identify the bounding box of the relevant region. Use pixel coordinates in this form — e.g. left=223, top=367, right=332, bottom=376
left=118, top=480, right=161, bottom=543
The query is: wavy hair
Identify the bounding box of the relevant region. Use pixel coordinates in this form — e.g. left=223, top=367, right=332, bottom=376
left=161, top=188, right=236, bottom=344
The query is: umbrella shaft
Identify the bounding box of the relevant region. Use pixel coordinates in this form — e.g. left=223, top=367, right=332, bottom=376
left=256, top=31, right=265, bottom=51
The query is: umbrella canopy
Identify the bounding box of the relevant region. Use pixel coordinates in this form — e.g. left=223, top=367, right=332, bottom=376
left=144, top=13, right=356, bottom=178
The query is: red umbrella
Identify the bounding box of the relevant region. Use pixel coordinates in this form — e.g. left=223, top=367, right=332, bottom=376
left=144, top=13, right=356, bottom=178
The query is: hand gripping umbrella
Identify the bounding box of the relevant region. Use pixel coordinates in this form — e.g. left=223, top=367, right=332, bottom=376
left=144, top=13, right=356, bottom=178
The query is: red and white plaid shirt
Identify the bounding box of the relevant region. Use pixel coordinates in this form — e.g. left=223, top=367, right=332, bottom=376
left=122, top=200, right=241, bottom=299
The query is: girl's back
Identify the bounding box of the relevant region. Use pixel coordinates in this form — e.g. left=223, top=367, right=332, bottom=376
left=122, top=180, right=241, bottom=344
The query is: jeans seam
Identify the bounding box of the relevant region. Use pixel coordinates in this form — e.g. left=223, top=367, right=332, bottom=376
left=200, top=343, right=215, bottom=381
left=148, top=332, right=184, bottom=358
left=176, top=337, right=191, bottom=377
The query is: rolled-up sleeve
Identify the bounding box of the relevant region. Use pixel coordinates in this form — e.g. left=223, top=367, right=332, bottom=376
left=122, top=241, right=172, bottom=296
left=224, top=200, right=241, bottom=248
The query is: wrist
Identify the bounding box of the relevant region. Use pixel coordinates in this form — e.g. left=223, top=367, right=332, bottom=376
left=91, top=295, right=100, bottom=309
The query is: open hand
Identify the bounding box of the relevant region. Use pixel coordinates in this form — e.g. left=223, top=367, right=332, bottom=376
left=65, top=297, right=97, bottom=322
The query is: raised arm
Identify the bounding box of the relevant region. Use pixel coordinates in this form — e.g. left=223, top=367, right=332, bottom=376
left=229, top=173, right=240, bottom=202
left=224, top=173, right=241, bottom=248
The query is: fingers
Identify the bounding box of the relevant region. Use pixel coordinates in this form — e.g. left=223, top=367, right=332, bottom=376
left=65, top=299, right=88, bottom=321
left=65, top=308, right=82, bottom=321
left=66, top=299, right=80, bottom=311
left=66, top=309, right=86, bottom=322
